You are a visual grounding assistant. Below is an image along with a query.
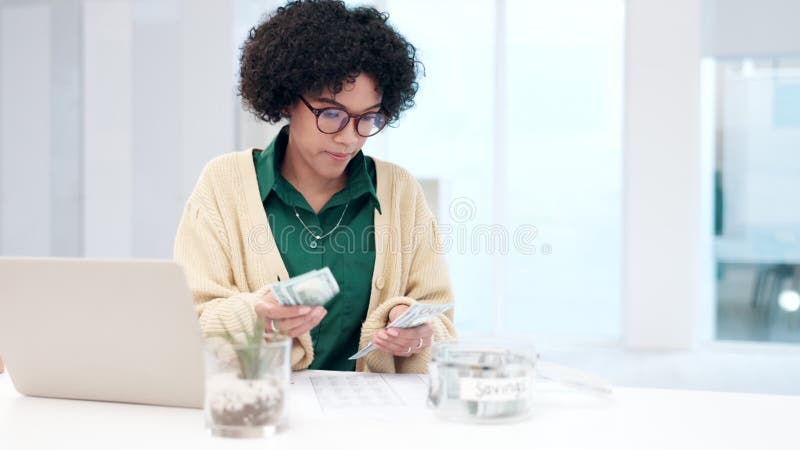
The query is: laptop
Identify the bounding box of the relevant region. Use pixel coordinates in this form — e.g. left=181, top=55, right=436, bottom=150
left=0, top=258, right=205, bottom=408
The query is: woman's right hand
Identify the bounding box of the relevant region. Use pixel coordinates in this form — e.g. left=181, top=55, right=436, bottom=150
left=254, top=291, right=327, bottom=338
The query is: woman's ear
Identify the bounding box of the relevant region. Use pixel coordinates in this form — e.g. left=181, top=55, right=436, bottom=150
left=281, top=102, right=295, bottom=119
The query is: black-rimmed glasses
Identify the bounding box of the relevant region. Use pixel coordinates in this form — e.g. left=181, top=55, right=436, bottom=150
left=298, top=95, right=387, bottom=137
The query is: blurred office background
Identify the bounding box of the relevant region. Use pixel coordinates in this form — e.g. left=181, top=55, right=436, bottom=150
left=1, top=0, right=798, bottom=394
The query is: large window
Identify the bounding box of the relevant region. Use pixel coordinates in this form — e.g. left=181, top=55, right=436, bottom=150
left=504, top=0, right=623, bottom=338
left=714, top=58, right=800, bottom=343
left=377, top=0, right=624, bottom=338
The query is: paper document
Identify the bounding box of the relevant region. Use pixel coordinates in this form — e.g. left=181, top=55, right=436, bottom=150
left=308, top=373, right=429, bottom=412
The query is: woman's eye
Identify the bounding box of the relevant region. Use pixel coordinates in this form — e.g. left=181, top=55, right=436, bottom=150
left=364, top=114, right=386, bottom=126
left=321, top=109, right=344, bottom=119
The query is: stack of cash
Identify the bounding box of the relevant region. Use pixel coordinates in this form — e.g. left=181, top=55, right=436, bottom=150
left=271, top=267, right=340, bottom=307
left=349, top=303, right=453, bottom=360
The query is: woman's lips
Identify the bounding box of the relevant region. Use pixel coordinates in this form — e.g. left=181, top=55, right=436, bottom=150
left=325, top=151, right=352, bottom=162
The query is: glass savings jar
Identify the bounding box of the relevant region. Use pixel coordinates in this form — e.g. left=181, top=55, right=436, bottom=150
left=427, top=340, right=538, bottom=423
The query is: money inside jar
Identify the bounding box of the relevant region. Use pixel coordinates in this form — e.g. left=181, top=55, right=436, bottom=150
left=427, top=341, right=538, bottom=423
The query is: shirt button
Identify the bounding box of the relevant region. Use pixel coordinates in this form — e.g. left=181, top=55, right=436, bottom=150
left=374, top=276, right=385, bottom=290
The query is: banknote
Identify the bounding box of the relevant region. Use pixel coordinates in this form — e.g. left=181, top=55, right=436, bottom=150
left=348, top=303, right=453, bottom=360
left=272, top=267, right=339, bottom=307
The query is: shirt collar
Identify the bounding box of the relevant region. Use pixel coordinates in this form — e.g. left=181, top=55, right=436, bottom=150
left=254, top=126, right=287, bottom=201
left=254, top=125, right=381, bottom=213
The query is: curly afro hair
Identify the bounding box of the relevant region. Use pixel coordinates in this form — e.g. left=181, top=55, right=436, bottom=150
left=239, top=0, right=421, bottom=125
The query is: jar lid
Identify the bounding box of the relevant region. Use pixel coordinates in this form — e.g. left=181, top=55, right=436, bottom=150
left=431, top=339, right=538, bottom=370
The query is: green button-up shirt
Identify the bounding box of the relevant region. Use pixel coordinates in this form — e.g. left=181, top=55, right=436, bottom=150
left=253, top=126, right=380, bottom=371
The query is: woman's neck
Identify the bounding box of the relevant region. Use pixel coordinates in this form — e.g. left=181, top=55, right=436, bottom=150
left=281, top=143, right=346, bottom=212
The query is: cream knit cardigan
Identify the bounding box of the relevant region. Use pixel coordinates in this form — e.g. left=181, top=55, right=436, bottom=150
left=174, top=149, right=456, bottom=373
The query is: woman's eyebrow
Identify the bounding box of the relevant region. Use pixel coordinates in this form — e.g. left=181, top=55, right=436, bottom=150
left=313, top=97, right=382, bottom=112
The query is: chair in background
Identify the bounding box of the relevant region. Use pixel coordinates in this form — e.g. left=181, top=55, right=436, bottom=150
left=751, top=264, right=798, bottom=324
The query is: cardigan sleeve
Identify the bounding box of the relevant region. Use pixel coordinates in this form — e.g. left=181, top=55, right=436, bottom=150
left=174, top=196, right=264, bottom=336
left=361, top=178, right=457, bottom=374
left=173, top=169, right=312, bottom=370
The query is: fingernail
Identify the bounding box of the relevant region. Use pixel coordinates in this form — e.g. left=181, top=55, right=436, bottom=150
left=299, top=306, right=311, bottom=314
left=387, top=329, right=398, bottom=337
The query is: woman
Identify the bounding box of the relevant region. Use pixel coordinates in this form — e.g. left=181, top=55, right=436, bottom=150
left=174, top=0, right=455, bottom=373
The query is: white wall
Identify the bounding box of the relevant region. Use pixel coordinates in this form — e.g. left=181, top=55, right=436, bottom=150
left=702, top=0, right=800, bottom=58
left=623, top=0, right=710, bottom=349
left=1, top=4, right=52, bottom=256
left=51, top=0, right=83, bottom=257
left=2, top=0, right=252, bottom=258
left=83, top=0, right=134, bottom=257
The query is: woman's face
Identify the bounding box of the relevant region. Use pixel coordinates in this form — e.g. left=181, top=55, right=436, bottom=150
left=285, top=73, right=382, bottom=182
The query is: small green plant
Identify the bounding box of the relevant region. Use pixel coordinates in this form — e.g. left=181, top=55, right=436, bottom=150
left=210, top=311, right=284, bottom=380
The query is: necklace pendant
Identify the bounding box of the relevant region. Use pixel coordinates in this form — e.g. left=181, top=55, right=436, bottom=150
left=309, top=240, right=318, bottom=249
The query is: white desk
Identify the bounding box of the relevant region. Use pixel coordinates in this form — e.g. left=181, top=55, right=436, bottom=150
left=1, top=370, right=797, bottom=450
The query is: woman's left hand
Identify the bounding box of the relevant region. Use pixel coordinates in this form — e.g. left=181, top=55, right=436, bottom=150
left=371, top=304, right=433, bottom=357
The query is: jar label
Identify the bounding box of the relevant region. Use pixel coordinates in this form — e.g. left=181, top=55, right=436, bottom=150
left=458, top=377, right=533, bottom=401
